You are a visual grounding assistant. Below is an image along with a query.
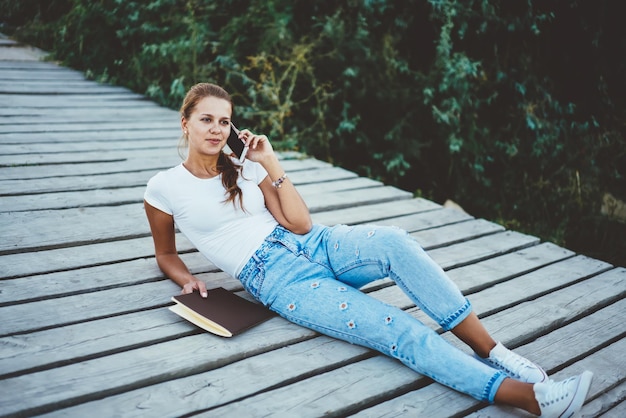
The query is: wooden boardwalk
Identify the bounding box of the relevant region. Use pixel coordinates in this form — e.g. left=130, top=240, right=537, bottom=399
left=0, top=38, right=624, bottom=418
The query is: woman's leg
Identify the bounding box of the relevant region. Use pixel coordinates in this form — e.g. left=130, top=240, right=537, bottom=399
left=239, top=226, right=592, bottom=415
left=238, top=227, right=507, bottom=403
left=322, top=224, right=475, bottom=331
left=267, top=273, right=508, bottom=404
left=320, top=224, right=547, bottom=383
left=450, top=311, right=496, bottom=358
left=496, top=379, right=540, bottom=414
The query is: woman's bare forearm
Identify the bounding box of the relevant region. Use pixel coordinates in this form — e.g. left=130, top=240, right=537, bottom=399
left=261, top=154, right=312, bottom=233
left=156, top=253, right=198, bottom=288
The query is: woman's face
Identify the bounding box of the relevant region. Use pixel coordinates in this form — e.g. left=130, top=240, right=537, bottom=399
left=182, top=95, right=233, bottom=158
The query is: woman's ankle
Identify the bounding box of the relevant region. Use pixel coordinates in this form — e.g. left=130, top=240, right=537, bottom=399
left=494, top=378, right=540, bottom=415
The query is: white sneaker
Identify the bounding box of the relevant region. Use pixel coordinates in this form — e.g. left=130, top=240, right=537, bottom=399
left=476, top=342, right=548, bottom=383
left=534, top=371, right=593, bottom=418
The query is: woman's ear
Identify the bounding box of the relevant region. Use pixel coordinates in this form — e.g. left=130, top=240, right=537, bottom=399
left=181, top=117, right=188, bottom=135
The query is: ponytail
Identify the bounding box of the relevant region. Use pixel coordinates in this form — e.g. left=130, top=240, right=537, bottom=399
left=217, top=151, right=245, bottom=209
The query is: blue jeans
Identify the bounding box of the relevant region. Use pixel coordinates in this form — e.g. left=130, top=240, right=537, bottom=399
left=238, top=224, right=506, bottom=402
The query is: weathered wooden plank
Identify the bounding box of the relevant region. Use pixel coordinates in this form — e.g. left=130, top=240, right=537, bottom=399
left=352, top=378, right=475, bottom=418
left=0, top=165, right=171, bottom=194
left=120, top=279, right=621, bottom=417
left=465, top=339, right=626, bottom=417
left=580, top=381, right=626, bottom=418
left=384, top=254, right=612, bottom=322
left=36, top=337, right=371, bottom=418
left=0, top=119, right=178, bottom=134
left=0, top=224, right=554, bottom=336
left=0, top=145, right=176, bottom=166
left=0, top=94, right=154, bottom=107
left=0, top=79, right=116, bottom=88
left=0, top=138, right=175, bottom=155
left=0, top=154, right=330, bottom=182
left=0, top=230, right=582, bottom=338
left=0, top=229, right=567, bottom=381
left=0, top=199, right=437, bottom=279
left=1, top=187, right=147, bottom=212
left=461, top=268, right=626, bottom=349
left=0, top=281, right=175, bottom=336
left=354, top=330, right=626, bottom=418
left=0, top=308, right=194, bottom=378
left=0, top=204, right=149, bottom=254
left=0, top=201, right=416, bottom=277
left=447, top=242, right=575, bottom=293
left=312, top=198, right=441, bottom=226
left=222, top=270, right=626, bottom=417
left=512, top=298, right=626, bottom=375
left=0, top=106, right=174, bottom=119
left=0, top=129, right=181, bottom=146
left=0, top=233, right=195, bottom=279
left=306, top=186, right=413, bottom=212
left=206, top=331, right=626, bottom=418
left=370, top=207, right=473, bottom=231
left=208, top=356, right=417, bottom=418
left=0, top=319, right=318, bottom=418
left=0, top=81, right=134, bottom=94
left=2, top=254, right=621, bottom=417
left=428, top=230, right=540, bottom=270
left=0, top=61, right=72, bottom=70
left=409, top=256, right=626, bottom=338
left=3, top=214, right=484, bottom=328
left=413, top=218, right=505, bottom=249
left=465, top=255, right=613, bottom=317
left=0, top=252, right=213, bottom=306
left=0, top=185, right=412, bottom=253
left=0, top=211, right=503, bottom=305
left=0, top=70, right=87, bottom=80
left=0, top=172, right=368, bottom=212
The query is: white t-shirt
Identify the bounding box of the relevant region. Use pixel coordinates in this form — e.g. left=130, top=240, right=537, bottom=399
left=144, top=160, right=279, bottom=277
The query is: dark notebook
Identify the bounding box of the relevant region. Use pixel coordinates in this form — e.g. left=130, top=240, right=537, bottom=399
left=169, top=287, right=275, bottom=337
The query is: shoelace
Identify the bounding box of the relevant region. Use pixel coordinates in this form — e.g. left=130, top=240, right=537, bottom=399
left=539, top=377, right=574, bottom=407
left=493, top=351, right=532, bottom=378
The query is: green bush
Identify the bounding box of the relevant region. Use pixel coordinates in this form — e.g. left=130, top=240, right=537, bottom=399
left=2, top=0, right=624, bottom=266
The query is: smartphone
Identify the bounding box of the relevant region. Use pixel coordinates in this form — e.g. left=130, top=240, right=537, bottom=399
left=227, top=122, right=248, bottom=162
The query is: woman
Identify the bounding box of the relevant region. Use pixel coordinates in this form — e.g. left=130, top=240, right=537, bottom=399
left=144, top=83, right=593, bottom=417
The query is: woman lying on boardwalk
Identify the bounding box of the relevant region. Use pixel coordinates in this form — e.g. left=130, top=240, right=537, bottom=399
left=144, top=82, right=593, bottom=417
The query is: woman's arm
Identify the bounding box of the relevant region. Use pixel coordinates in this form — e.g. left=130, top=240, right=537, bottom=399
left=241, top=129, right=312, bottom=234
left=144, top=201, right=208, bottom=297
left=259, top=155, right=312, bottom=234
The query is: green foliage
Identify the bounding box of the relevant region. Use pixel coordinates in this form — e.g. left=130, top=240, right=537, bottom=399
left=3, top=0, right=624, bottom=266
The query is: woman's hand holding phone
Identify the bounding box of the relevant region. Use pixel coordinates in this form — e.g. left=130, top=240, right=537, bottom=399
left=227, top=122, right=248, bottom=162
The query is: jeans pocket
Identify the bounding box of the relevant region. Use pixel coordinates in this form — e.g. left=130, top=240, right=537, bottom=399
left=240, top=258, right=265, bottom=300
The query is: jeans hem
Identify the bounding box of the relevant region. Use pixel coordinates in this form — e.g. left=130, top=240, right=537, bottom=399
left=440, top=298, right=472, bottom=331
left=484, top=371, right=508, bottom=403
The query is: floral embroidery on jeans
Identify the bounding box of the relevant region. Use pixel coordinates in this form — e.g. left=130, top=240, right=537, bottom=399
left=287, top=303, right=296, bottom=311
left=310, top=281, right=320, bottom=289
left=339, top=302, right=348, bottom=311
left=367, top=230, right=376, bottom=238
left=337, top=286, right=347, bottom=292
left=346, top=320, right=356, bottom=329
left=384, top=315, right=393, bottom=325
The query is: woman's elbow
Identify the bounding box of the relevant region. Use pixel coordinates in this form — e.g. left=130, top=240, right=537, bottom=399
left=288, top=218, right=313, bottom=235
left=299, top=220, right=314, bottom=235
